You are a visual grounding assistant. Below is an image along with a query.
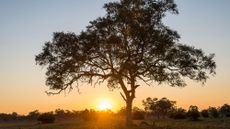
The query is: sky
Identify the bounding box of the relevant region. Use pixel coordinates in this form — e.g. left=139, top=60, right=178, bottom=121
left=0, top=0, right=230, bottom=115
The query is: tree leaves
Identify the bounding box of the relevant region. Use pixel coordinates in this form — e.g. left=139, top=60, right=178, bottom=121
left=35, top=0, right=216, bottom=95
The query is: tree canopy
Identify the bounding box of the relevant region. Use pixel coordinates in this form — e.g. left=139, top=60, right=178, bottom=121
left=187, top=105, right=200, bottom=121
left=143, top=97, right=176, bottom=118
left=35, top=0, right=216, bottom=126
left=219, top=104, right=230, bottom=117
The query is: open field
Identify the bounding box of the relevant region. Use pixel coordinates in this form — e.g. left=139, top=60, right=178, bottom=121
left=1, top=118, right=230, bottom=129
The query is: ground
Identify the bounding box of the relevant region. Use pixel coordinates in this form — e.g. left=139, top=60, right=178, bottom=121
left=0, top=118, right=230, bottom=129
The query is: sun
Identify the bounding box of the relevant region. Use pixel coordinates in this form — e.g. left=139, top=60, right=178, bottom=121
left=97, top=100, right=112, bottom=111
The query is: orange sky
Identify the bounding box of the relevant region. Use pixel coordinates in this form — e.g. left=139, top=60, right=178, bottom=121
left=1, top=73, right=229, bottom=115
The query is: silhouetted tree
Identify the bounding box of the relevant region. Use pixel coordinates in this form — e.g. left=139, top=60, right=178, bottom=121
left=0, top=112, right=27, bottom=121
left=27, top=110, right=40, bottom=120
left=117, top=107, right=126, bottom=116
left=11, top=112, right=18, bottom=120
left=37, top=112, right=55, bottom=124
left=143, top=97, right=159, bottom=119
left=35, top=0, right=216, bottom=126
left=219, top=104, right=230, bottom=117
left=79, top=109, right=97, bottom=121
left=72, top=110, right=81, bottom=118
left=143, top=97, right=176, bottom=119
left=0, top=113, right=19, bottom=121
left=187, top=105, right=200, bottom=121
left=208, top=107, right=219, bottom=118
left=64, top=110, right=72, bottom=118
left=170, top=107, right=187, bottom=119
left=201, top=109, right=209, bottom=118
left=0, top=113, right=10, bottom=121
left=55, top=108, right=65, bottom=118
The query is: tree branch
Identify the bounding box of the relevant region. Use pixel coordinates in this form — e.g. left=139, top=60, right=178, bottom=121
left=120, top=92, right=127, bottom=102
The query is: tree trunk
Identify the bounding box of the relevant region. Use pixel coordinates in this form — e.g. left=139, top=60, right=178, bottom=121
left=118, top=76, right=136, bottom=126
left=126, top=98, right=133, bottom=126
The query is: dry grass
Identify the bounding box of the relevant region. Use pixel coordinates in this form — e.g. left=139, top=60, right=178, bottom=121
left=0, top=117, right=230, bottom=129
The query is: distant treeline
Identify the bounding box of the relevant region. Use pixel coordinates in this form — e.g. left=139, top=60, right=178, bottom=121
left=142, top=97, right=230, bottom=121
left=0, top=97, right=230, bottom=123
left=0, top=109, right=113, bottom=123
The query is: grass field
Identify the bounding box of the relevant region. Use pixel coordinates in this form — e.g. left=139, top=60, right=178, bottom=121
left=0, top=118, right=230, bottom=129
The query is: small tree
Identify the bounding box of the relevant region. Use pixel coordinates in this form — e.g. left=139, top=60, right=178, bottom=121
left=219, top=104, right=230, bottom=117
left=35, top=0, right=216, bottom=126
left=170, top=107, right=187, bottom=119
left=187, top=105, right=200, bottom=121
left=201, top=109, right=209, bottom=118
left=27, top=110, right=40, bottom=120
left=208, top=107, right=219, bottom=118
left=55, top=109, right=65, bottom=118
left=11, top=112, right=18, bottom=121
left=79, top=109, right=96, bottom=121
left=37, top=112, right=55, bottom=124
left=143, top=97, right=176, bottom=119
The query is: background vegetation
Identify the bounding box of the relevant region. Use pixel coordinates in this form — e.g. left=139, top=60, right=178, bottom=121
left=1, top=97, right=230, bottom=129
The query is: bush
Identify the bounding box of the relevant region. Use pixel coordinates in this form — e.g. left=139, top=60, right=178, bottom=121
left=133, top=111, right=145, bottom=120
left=219, top=104, right=230, bottom=117
left=187, top=105, right=200, bottom=121
left=208, top=107, right=219, bottom=118
left=170, top=108, right=187, bottom=119
left=132, top=107, right=145, bottom=120
left=37, top=112, right=55, bottom=124
left=27, top=110, right=40, bottom=120
left=201, top=109, right=209, bottom=118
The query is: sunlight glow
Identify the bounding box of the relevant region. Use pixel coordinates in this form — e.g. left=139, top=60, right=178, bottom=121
left=97, top=100, right=112, bottom=110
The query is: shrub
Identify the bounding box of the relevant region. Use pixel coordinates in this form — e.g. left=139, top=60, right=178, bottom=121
left=133, top=111, right=145, bottom=120
left=27, top=110, right=40, bottom=120
left=170, top=108, right=187, bottom=119
left=208, top=107, right=219, bottom=118
left=187, top=105, right=200, bottom=121
left=37, top=112, right=55, bottom=124
left=132, top=107, right=145, bottom=120
left=201, top=109, right=209, bottom=118
left=219, top=104, right=230, bottom=117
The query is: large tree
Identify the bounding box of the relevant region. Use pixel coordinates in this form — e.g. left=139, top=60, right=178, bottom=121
left=35, top=0, right=216, bottom=126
